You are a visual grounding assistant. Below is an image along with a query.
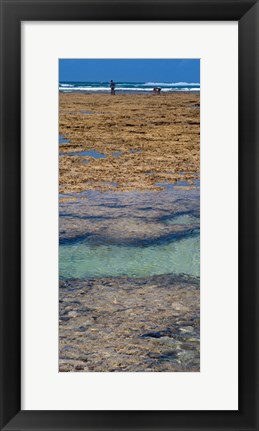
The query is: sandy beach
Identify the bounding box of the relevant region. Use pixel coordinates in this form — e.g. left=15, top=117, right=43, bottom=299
left=59, top=91, right=200, bottom=372
left=59, top=92, right=200, bottom=194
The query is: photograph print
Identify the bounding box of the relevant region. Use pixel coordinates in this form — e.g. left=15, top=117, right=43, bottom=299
left=59, top=59, right=200, bottom=372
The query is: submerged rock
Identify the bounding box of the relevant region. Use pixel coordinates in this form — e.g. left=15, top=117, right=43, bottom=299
left=59, top=273, right=200, bottom=372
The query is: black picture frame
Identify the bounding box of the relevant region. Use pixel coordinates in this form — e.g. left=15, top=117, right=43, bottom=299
left=0, top=0, right=258, bottom=430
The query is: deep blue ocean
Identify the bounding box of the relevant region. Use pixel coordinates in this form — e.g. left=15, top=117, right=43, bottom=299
left=59, top=81, right=200, bottom=93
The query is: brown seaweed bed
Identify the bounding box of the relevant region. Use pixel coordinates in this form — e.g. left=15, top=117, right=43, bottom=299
left=59, top=93, right=200, bottom=193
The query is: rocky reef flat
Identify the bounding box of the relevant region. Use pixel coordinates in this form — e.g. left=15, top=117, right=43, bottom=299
left=59, top=274, right=199, bottom=372
left=59, top=93, right=200, bottom=193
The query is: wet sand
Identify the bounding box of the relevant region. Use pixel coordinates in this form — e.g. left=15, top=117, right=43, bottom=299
left=59, top=93, right=200, bottom=193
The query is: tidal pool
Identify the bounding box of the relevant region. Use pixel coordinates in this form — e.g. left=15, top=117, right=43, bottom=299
left=59, top=134, right=70, bottom=144
left=111, top=151, right=122, bottom=157
left=59, top=186, right=200, bottom=279
left=64, top=150, right=106, bottom=158
left=60, top=232, right=199, bottom=279
left=155, top=180, right=200, bottom=189
left=59, top=185, right=200, bottom=372
left=164, top=213, right=199, bottom=225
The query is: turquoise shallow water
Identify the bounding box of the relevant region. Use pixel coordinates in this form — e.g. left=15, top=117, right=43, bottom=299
left=59, top=186, right=200, bottom=280
left=59, top=233, right=199, bottom=279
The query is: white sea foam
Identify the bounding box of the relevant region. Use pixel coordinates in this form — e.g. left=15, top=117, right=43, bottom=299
left=60, top=83, right=74, bottom=87
left=59, top=86, right=200, bottom=92
left=144, top=82, right=200, bottom=87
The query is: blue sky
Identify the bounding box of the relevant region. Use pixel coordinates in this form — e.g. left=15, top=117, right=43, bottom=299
left=59, top=59, right=200, bottom=83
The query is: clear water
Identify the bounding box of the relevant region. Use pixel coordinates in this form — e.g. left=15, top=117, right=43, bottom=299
left=156, top=180, right=200, bottom=189
left=64, top=150, right=106, bottom=158
left=111, top=151, right=122, bottom=157
left=59, top=187, right=200, bottom=280
left=59, top=234, right=199, bottom=279
left=129, top=149, right=142, bottom=154
left=59, top=134, right=70, bottom=144
left=165, top=213, right=199, bottom=225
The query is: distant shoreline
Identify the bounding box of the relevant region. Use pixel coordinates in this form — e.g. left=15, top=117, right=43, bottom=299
left=59, top=81, right=200, bottom=94
left=59, top=90, right=200, bottom=94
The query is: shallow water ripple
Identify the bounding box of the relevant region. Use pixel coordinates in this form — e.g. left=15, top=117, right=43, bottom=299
left=59, top=186, right=200, bottom=371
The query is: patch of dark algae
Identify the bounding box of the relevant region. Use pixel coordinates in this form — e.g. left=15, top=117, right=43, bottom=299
left=59, top=273, right=200, bottom=372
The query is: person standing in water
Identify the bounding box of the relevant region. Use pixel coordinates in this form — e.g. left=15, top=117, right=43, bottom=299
left=110, top=80, right=115, bottom=95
